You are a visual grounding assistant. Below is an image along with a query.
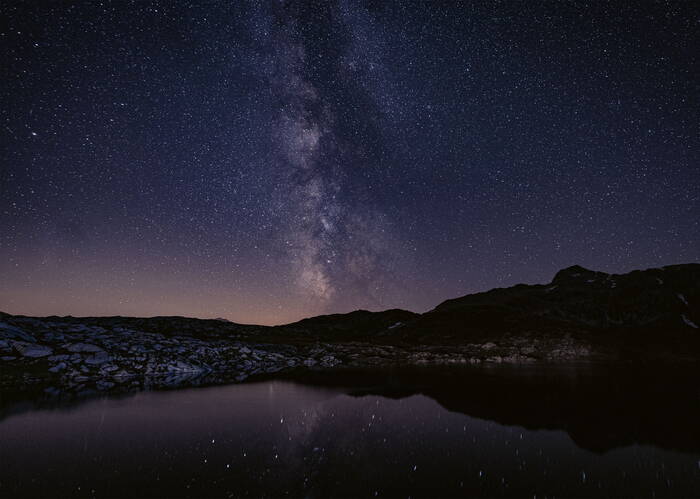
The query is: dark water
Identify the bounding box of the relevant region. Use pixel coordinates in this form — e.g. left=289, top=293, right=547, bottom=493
left=1, top=365, right=699, bottom=498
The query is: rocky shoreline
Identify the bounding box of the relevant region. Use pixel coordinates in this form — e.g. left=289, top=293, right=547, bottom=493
left=1, top=313, right=602, bottom=397
left=2, top=263, right=698, bottom=396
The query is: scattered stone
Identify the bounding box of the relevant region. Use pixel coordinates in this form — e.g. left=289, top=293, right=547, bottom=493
left=0, top=322, right=37, bottom=342
left=48, top=354, right=71, bottom=362
left=321, top=355, right=340, bottom=367
left=12, top=341, right=53, bottom=357
left=84, top=351, right=112, bottom=365
left=67, top=343, right=103, bottom=353
left=49, top=362, right=67, bottom=373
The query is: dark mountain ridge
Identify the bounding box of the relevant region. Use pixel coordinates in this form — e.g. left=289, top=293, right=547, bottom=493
left=2, top=263, right=698, bottom=346
left=395, top=263, right=700, bottom=345
left=274, top=309, right=419, bottom=340
left=0, top=263, right=698, bottom=419
left=1, top=263, right=699, bottom=381
left=266, top=263, right=700, bottom=359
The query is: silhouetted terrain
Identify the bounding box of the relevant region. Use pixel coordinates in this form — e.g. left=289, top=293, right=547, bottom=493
left=392, top=263, right=700, bottom=356
left=1, top=264, right=698, bottom=397
left=275, top=263, right=700, bottom=353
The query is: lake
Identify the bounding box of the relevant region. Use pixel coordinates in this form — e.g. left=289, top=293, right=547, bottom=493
left=1, top=365, right=699, bottom=497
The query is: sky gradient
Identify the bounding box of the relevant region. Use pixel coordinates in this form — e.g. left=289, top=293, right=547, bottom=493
left=1, top=1, right=698, bottom=325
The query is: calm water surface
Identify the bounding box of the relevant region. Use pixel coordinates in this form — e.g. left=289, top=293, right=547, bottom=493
left=1, top=366, right=699, bottom=497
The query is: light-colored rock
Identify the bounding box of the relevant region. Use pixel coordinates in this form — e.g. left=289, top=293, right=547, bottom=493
left=12, top=341, right=53, bottom=357
left=84, top=351, right=112, bottom=364
left=48, top=354, right=71, bottom=361
left=68, top=343, right=103, bottom=353
left=0, top=322, right=37, bottom=342
left=49, top=362, right=67, bottom=372
left=321, top=355, right=340, bottom=367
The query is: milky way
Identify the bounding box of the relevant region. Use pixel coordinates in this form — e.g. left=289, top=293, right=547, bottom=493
left=259, top=1, right=408, bottom=307
left=1, top=1, right=698, bottom=324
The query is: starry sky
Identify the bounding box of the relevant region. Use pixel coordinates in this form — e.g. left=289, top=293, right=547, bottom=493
left=1, top=1, right=698, bottom=325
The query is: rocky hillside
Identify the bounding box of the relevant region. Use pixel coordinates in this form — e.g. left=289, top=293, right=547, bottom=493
left=0, top=263, right=698, bottom=397
left=268, top=263, right=700, bottom=357
left=391, top=264, right=700, bottom=348
left=433, top=263, right=699, bottom=330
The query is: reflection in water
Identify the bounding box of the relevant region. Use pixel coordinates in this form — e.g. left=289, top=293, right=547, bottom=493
left=0, top=366, right=699, bottom=497
left=288, top=364, right=700, bottom=453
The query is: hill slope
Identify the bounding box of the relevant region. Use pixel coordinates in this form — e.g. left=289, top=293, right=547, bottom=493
left=0, top=263, right=698, bottom=396
left=383, top=264, right=699, bottom=350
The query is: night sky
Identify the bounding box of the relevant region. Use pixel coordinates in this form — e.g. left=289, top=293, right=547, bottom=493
left=1, top=1, right=698, bottom=325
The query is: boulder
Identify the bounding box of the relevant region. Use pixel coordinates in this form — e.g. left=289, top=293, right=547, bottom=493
left=49, top=362, right=67, bottom=373
left=84, top=351, right=112, bottom=365
left=68, top=343, right=104, bottom=353
left=0, top=322, right=37, bottom=342
left=12, top=341, right=53, bottom=358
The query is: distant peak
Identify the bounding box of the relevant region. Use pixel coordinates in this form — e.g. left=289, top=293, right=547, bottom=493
left=552, top=265, right=602, bottom=283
